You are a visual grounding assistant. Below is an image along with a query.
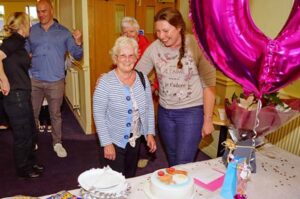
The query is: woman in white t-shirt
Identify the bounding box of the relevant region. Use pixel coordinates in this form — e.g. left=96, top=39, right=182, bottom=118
left=136, top=7, right=216, bottom=166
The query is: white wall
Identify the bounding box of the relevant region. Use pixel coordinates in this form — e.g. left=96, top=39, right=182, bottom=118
left=249, top=0, right=293, bottom=39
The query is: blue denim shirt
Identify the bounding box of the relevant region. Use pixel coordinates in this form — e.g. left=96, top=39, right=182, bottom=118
left=25, top=22, right=83, bottom=82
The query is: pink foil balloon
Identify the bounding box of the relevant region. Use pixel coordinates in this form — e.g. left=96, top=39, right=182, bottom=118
left=190, top=0, right=300, bottom=98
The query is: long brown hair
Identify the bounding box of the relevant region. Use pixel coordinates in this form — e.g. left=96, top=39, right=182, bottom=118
left=154, top=7, right=186, bottom=69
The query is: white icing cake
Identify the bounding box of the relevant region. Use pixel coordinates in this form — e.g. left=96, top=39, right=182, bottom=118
left=144, top=168, right=194, bottom=199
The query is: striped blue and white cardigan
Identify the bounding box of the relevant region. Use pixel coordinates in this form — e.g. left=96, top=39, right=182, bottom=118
left=93, top=70, right=155, bottom=149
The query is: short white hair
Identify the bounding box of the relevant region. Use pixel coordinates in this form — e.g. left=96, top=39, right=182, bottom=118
left=121, top=16, right=140, bottom=32
left=110, top=36, right=139, bottom=64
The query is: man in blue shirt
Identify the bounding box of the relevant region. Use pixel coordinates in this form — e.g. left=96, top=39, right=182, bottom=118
left=26, top=0, right=83, bottom=158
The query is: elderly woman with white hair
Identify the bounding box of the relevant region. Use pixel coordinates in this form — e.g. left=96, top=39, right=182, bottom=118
left=121, top=16, right=158, bottom=168
left=93, top=36, right=156, bottom=178
left=121, top=16, right=150, bottom=59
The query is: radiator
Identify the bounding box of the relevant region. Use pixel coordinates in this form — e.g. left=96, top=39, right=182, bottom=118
left=266, top=116, right=300, bottom=156
left=65, top=68, right=80, bottom=109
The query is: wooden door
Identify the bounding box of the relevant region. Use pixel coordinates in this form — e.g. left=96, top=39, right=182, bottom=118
left=89, top=0, right=135, bottom=93
left=88, top=0, right=135, bottom=132
left=89, top=0, right=177, bottom=95
left=88, top=0, right=176, bottom=132
left=135, top=0, right=176, bottom=42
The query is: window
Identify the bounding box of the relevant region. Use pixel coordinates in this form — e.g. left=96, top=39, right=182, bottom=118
left=115, top=5, right=125, bottom=33
left=145, top=7, right=154, bottom=34
left=26, top=5, right=39, bottom=25
left=0, top=5, right=4, bottom=43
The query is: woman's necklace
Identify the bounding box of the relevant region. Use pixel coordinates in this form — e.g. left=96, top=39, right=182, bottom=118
left=116, top=70, right=135, bottom=86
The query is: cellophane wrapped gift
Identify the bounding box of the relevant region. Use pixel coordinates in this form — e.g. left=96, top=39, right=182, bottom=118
left=225, top=93, right=300, bottom=138
left=222, top=93, right=300, bottom=175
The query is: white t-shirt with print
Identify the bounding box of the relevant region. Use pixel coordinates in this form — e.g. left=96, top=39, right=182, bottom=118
left=136, top=34, right=216, bottom=109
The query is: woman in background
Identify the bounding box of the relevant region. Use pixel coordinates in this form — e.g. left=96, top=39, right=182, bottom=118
left=136, top=7, right=216, bottom=166
left=121, top=16, right=157, bottom=168
left=121, top=16, right=150, bottom=59
left=0, top=12, right=43, bottom=178
left=93, top=36, right=156, bottom=178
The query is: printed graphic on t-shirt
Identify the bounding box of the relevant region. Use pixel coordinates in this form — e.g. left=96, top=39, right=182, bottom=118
left=155, top=52, right=196, bottom=102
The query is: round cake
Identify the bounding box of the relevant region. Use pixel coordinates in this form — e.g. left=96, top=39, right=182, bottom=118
left=145, top=168, right=194, bottom=199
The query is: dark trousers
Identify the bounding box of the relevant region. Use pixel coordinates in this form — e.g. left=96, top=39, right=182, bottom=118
left=100, top=138, right=141, bottom=178
left=139, top=136, right=155, bottom=160
left=3, top=90, right=37, bottom=175
left=0, top=93, right=8, bottom=126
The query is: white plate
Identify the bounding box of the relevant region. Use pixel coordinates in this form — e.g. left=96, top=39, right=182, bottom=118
left=143, top=182, right=195, bottom=199
left=78, top=167, right=126, bottom=193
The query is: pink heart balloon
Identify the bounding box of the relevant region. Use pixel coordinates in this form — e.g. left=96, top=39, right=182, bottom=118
left=190, top=0, right=300, bottom=98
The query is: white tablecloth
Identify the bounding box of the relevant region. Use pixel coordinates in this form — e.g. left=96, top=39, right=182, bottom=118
left=41, top=143, right=300, bottom=199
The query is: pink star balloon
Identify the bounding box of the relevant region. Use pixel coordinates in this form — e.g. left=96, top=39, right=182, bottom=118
left=190, top=0, right=300, bottom=98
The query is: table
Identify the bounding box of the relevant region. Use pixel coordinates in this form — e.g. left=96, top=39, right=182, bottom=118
left=40, top=144, right=300, bottom=199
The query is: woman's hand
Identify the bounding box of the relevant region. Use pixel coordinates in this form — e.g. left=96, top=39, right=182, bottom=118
left=202, top=86, right=216, bottom=137
left=147, top=134, right=157, bottom=153
left=202, top=117, right=214, bottom=137
left=104, top=144, right=116, bottom=160
left=0, top=79, right=10, bottom=96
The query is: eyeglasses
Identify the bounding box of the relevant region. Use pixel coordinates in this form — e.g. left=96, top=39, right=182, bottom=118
left=117, top=54, right=137, bottom=61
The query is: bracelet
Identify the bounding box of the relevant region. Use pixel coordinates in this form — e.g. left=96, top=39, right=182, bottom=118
left=204, top=115, right=213, bottom=119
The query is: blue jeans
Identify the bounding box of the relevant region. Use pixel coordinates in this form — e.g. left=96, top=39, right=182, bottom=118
left=158, top=105, right=203, bottom=166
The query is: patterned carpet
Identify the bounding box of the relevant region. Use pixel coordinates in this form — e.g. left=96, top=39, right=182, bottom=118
left=0, top=101, right=210, bottom=198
